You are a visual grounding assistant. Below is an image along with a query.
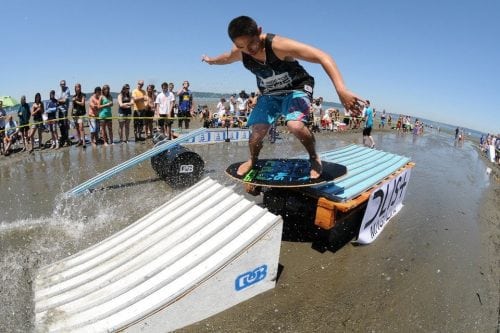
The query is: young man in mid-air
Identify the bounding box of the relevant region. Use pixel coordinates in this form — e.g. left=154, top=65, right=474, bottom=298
left=202, top=16, right=365, bottom=179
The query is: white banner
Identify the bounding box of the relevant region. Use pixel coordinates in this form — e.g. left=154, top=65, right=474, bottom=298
left=185, top=129, right=250, bottom=144
left=356, top=167, right=412, bottom=244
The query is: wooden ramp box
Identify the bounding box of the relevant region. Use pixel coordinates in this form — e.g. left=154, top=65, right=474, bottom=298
left=263, top=145, right=414, bottom=246
left=34, top=178, right=283, bottom=332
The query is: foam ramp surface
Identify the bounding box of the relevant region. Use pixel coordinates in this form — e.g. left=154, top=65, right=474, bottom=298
left=303, top=144, right=411, bottom=201
left=34, top=177, right=283, bottom=332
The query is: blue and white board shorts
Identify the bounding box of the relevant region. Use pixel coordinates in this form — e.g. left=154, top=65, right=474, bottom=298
left=247, top=91, right=311, bottom=127
left=88, top=118, right=100, bottom=134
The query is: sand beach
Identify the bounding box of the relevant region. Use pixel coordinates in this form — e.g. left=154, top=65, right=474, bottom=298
left=0, top=117, right=498, bottom=332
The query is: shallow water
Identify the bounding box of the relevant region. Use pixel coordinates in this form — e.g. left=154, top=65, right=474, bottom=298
left=0, top=129, right=494, bottom=332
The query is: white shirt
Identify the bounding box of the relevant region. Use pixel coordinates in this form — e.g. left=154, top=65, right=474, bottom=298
left=216, top=102, right=226, bottom=119
left=312, top=103, right=322, bottom=117
left=237, top=97, right=247, bottom=111
left=5, top=119, right=17, bottom=136
left=58, top=87, right=71, bottom=111
left=155, top=91, right=175, bottom=115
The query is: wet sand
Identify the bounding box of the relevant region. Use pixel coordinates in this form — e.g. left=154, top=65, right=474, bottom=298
left=0, top=122, right=498, bottom=332
left=182, top=132, right=500, bottom=332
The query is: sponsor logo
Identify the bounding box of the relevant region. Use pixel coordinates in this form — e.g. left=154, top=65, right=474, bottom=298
left=179, top=165, right=194, bottom=173
left=357, top=168, right=411, bottom=244
left=258, top=72, right=292, bottom=92
left=243, top=169, right=257, bottom=182
left=303, top=85, right=313, bottom=94
left=235, top=265, right=268, bottom=291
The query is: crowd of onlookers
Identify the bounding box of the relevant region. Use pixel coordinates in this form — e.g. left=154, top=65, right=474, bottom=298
left=0, top=79, right=275, bottom=157
left=3, top=79, right=487, bottom=158
left=0, top=85, right=424, bottom=157
left=0, top=79, right=207, bottom=156
left=480, top=133, right=500, bottom=165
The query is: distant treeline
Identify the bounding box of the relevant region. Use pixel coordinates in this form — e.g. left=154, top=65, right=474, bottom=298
left=5, top=91, right=343, bottom=109
left=81, top=91, right=232, bottom=100
left=84, top=91, right=344, bottom=109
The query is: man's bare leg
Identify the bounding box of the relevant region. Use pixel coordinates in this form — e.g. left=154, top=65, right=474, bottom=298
left=287, top=120, right=322, bottom=179
left=237, top=124, right=270, bottom=176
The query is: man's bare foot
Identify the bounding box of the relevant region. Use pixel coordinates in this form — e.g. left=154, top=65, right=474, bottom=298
left=310, top=157, right=322, bottom=179
left=237, top=159, right=254, bottom=176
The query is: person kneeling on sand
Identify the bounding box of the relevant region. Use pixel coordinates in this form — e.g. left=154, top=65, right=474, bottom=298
left=202, top=16, right=365, bottom=179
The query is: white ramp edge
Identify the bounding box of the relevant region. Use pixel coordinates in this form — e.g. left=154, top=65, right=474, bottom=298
left=34, top=177, right=283, bottom=332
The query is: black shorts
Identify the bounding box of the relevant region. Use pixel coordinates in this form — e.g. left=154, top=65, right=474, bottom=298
left=363, top=126, right=372, bottom=136
left=158, top=114, right=173, bottom=127
left=118, top=108, right=131, bottom=117
left=178, top=110, right=191, bottom=120
left=144, top=109, right=154, bottom=120
left=134, top=110, right=144, bottom=127
left=19, top=122, right=29, bottom=131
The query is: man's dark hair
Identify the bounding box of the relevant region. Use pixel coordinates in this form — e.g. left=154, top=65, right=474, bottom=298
left=228, top=16, right=259, bottom=40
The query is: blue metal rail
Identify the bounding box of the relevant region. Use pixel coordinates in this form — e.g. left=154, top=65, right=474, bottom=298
left=66, top=128, right=207, bottom=197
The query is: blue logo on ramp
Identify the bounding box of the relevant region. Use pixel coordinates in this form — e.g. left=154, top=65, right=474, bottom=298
left=235, top=265, right=267, bottom=291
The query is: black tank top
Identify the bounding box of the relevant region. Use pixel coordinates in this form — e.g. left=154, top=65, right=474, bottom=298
left=242, top=33, right=314, bottom=97
left=119, top=94, right=131, bottom=114
left=72, top=94, right=86, bottom=116
left=33, top=103, right=43, bottom=122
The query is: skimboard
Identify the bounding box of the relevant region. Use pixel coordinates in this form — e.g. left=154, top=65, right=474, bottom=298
left=226, top=159, right=347, bottom=194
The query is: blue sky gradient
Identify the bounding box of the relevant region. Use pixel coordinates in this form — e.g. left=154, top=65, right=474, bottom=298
left=1, top=0, right=498, bottom=133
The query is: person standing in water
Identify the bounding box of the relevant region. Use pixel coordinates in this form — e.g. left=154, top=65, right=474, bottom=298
left=88, top=87, right=101, bottom=146
left=17, top=95, right=31, bottom=151
left=117, top=84, right=133, bottom=143
left=362, top=100, right=375, bottom=148
left=28, top=93, right=44, bottom=152
left=98, top=84, right=114, bottom=146
left=72, top=83, right=87, bottom=148
left=202, top=16, right=365, bottom=178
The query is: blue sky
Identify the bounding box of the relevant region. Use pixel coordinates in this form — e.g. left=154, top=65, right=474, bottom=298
left=1, top=0, right=498, bottom=133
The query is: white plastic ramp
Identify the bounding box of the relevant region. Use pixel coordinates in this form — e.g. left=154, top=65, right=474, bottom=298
left=34, top=177, right=283, bottom=332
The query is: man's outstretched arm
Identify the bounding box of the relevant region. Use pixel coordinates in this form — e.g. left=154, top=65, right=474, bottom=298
left=202, top=46, right=242, bottom=65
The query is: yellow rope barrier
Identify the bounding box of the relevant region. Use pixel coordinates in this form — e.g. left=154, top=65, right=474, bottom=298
left=0, top=112, right=366, bottom=134
left=0, top=115, right=194, bottom=134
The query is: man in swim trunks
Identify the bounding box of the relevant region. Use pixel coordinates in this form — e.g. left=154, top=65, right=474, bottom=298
left=202, top=16, right=365, bottom=178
